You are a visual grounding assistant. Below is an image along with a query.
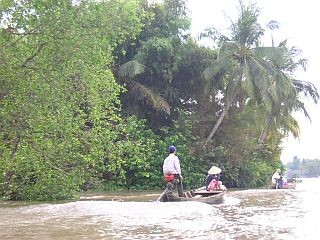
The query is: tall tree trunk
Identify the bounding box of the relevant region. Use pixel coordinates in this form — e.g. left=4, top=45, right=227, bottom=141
left=258, top=114, right=272, bottom=143
left=203, top=102, right=231, bottom=148
left=202, top=75, right=242, bottom=149
left=202, top=86, right=240, bottom=149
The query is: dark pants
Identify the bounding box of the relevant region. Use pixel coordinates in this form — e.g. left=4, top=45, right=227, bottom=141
left=167, top=174, right=184, bottom=197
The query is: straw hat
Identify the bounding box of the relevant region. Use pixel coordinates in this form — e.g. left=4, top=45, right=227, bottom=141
left=208, top=166, right=221, bottom=175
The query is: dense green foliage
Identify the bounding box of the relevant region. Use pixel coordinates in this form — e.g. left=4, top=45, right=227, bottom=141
left=0, top=0, right=318, bottom=200
left=0, top=0, right=147, bottom=200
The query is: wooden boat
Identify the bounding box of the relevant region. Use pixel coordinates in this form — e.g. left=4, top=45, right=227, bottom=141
left=158, top=188, right=226, bottom=204
left=271, top=178, right=297, bottom=189
left=283, top=182, right=297, bottom=189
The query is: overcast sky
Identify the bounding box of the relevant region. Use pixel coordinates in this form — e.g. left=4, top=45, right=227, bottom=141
left=187, top=0, right=320, bottom=163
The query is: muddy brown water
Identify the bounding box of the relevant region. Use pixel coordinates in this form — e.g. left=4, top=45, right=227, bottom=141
left=1, top=178, right=319, bottom=239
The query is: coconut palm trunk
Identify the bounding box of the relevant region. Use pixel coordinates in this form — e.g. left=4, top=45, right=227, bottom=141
left=203, top=91, right=238, bottom=148
left=203, top=104, right=230, bottom=148
left=258, top=114, right=273, bottom=143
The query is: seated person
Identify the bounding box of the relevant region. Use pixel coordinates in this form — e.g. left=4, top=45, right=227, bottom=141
left=205, top=166, right=227, bottom=191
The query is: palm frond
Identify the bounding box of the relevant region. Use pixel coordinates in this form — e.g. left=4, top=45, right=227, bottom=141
left=199, top=27, right=229, bottom=44
left=203, top=59, right=227, bottom=82
left=219, top=41, right=239, bottom=57
left=118, top=60, right=145, bottom=79
left=246, top=57, right=276, bottom=103
left=241, top=63, right=255, bottom=97
left=293, top=79, right=319, bottom=103
left=253, top=46, right=286, bottom=63
left=279, top=114, right=300, bottom=139
left=126, top=79, right=170, bottom=114
left=292, top=100, right=311, bottom=121
left=202, top=55, right=231, bottom=97
left=266, top=20, right=279, bottom=31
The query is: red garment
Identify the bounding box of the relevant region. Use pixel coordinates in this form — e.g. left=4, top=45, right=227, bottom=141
left=164, top=174, right=175, bottom=182
left=207, top=179, right=222, bottom=191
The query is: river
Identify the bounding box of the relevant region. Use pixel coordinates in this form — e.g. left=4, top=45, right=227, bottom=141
left=1, top=178, right=319, bottom=240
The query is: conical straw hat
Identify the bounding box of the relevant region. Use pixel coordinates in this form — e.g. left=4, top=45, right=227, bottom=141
left=208, top=166, right=221, bottom=175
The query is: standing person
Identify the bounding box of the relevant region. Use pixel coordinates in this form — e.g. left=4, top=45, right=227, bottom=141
left=272, top=169, right=282, bottom=188
left=163, top=145, right=184, bottom=197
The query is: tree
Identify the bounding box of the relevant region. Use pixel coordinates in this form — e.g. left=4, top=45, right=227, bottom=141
left=201, top=2, right=317, bottom=148
left=0, top=0, right=145, bottom=200
left=256, top=41, right=319, bottom=143
left=113, top=0, right=193, bottom=130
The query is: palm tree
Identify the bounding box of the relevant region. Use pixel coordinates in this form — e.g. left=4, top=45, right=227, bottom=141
left=201, top=2, right=316, bottom=148
left=255, top=39, right=319, bottom=143
left=118, top=60, right=171, bottom=115
left=258, top=79, right=318, bottom=143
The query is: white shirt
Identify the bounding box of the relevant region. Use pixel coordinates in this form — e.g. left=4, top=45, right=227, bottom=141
left=163, top=153, right=181, bottom=175
left=272, top=172, right=280, bottom=184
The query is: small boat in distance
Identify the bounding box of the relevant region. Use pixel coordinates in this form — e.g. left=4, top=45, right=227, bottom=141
left=271, top=178, right=298, bottom=189
left=283, top=178, right=298, bottom=189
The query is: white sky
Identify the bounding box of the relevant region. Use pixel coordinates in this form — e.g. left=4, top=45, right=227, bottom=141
left=187, top=0, right=320, bottom=163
